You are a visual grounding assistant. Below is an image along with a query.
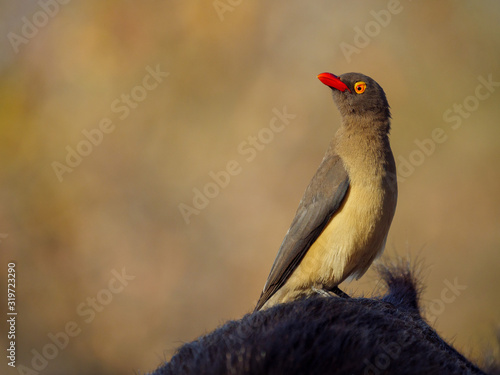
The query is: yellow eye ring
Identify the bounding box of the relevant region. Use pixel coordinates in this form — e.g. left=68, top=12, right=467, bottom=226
left=354, top=81, right=366, bottom=94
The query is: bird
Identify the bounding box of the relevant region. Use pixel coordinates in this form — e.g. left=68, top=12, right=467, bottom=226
left=254, top=72, right=398, bottom=311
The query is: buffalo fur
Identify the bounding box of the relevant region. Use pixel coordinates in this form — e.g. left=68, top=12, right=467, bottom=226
left=149, top=261, right=498, bottom=375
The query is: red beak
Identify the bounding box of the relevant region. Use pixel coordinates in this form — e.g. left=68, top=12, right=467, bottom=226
left=317, top=73, right=351, bottom=93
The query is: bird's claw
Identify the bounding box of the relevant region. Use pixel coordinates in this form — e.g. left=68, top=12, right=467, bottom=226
left=312, top=286, right=351, bottom=299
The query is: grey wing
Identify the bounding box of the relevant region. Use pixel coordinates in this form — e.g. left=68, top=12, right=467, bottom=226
left=254, top=150, right=349, bottom=311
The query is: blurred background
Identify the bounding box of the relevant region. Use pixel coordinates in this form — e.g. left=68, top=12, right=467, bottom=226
left=0, top=1, right=499, bottom=374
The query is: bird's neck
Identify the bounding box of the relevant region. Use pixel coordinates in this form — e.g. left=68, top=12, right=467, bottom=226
left=334, top=115, right=393, bottom=185
left=341, top=113, right=391, bottom=134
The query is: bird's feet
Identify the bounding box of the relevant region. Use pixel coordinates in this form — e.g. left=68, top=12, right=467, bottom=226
left=311, top=286, right=351, bottom=299
left=312, top=286, right=333, bottom=298
left=328, top=285, right=350, bottom=299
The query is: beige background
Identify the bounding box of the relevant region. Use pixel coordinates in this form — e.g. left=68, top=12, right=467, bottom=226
left=0, top=1, right=499, bottom=374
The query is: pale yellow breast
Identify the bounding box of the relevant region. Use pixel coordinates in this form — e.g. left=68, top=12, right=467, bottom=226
left=262, top=129, right=397, bottom=309
left=261, top=181, right=395, bottom=309
left=291, top=180, right=387, bottom=286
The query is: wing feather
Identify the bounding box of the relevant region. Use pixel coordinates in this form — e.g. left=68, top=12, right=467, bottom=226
left=255, top=147, right=349, bottom=310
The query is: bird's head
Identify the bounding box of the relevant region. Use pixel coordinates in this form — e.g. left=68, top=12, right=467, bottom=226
left=318, top=72, right=391, bottom=123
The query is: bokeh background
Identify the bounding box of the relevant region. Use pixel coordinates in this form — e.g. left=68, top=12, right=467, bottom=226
left=1, top=1, right=499, bottom=374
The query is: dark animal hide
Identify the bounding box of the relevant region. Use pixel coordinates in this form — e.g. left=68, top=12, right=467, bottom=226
left=148, top=261, right=498, bottom=375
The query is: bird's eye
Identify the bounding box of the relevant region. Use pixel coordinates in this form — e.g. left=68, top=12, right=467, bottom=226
left=354, top=81, right=366, bottom=94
